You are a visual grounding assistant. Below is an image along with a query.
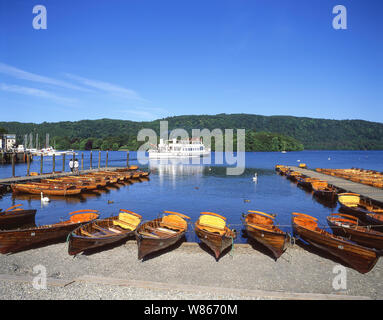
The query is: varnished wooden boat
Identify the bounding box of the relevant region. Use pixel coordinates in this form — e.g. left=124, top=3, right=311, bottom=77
left=292, top=212, right=379, bottom=274
left=135, top=211, right=190, bottom=260
left=40, top=179, right=100, bottom=191
left=96, top=171, right=132, bottom=181
left=338, top=193, right=383, bottom=221
left=0, top=210, right=99, bottom=254
left=87, top=173, right=119, bottom=184
left=11, top=183, right=83, bottom=196
left=195, top=212, right=236, bottom=260
left=297, top=177, right=319, bottom=190
left=286, top=171, right=303, bottom=182
left=68, top=209, right=142, bottom=255
left=312, top=180, right=337, bottom=202
left=243, top=210, right=289, bottom=259
left=327, top=213, right=383, bottom=249
left=365, top=213, right=383, bottom=231
left=0, top=204, right=37, bottom=229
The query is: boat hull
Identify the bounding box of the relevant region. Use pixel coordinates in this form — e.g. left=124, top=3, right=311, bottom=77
left=313, top=189, right=337, bottom=202
left=292, top=221, right=379, bottom=274
left=0, top=209, right=37, bottom=229
left=0, top=222, right=89, bottom=254
left=245, top=225, right=288, bottom=259
left=195, top=226, right=235, bottom=260
left=327, top=219, right=383, bottom=250
left=11, top=184, right=82, bottom=196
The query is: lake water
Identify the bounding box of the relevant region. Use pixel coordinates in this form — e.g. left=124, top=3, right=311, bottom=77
left=1, top=150, right=383, bottom=243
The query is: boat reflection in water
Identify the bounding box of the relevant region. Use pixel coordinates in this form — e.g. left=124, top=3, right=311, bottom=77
left=149, top=159, right=206, bottom=187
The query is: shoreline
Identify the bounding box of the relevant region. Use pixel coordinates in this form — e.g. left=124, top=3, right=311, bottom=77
left=0, top=240, right=381, bottom=300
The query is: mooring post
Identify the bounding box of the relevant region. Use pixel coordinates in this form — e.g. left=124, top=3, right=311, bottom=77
left=40, top=154, right=44, bottom=175
left=98, top=151, right=101, bottom=169
left=27, top=154, right=30, bottom=176
left=12, top=153, right=15, bottom=177
left=106, top=151, right=108, bottom=168
left=81, top=152, right=84, bottom=171
left=62, top=154, right=66, bottom=172
left=127, top=151, right=129, bottom=167
left=52, top=154, right=56, bottom=173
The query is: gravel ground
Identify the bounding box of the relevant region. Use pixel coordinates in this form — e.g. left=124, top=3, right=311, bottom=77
left=0, top=240, right=382, bottom=300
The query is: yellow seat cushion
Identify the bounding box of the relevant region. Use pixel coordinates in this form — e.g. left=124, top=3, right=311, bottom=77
left=113, top=212, right=141, bottom=230
left=199, top=215, right=226, bottom=231
left=339, top=194, right=360, bottom=207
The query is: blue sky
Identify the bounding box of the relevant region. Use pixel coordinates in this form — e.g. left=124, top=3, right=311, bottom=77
left=0, top=0, right=382, bottom=123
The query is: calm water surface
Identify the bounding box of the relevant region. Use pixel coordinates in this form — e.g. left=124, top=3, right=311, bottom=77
left=1, top=150, right=383, bottom=243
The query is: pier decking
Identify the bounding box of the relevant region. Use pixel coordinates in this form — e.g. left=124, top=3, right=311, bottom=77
left=286, top=166, right=383, bottom=205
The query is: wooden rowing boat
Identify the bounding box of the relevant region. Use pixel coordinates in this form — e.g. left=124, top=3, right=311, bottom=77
left=0, top=210, right=99, bottom=254
left=40, top=179, right=100, bottom=191
left=365, top=213, right=383, bottom=232
left=87, top=173, right=119, bottom=184
left=0, top=204, right=37, bottom=229
left=297, top=177, right=319, bottom=190
left=286, top=171, right=303, bottom=182
left=11, top=183, right=83, bottom=196
left=327, top=213, right=383, bottom=250
left=135, top=211, right=190, bottom=260
left=338, top=193, right=383, bottom=221
left=243, top=210, right=289, bottom=259
left=312, top=180, right=337, bottom=202
left=68, top=209, right=142, bottom=255
left=292, top=212, right=379, bottom=274
left=195, top=212, right=236, bottom=260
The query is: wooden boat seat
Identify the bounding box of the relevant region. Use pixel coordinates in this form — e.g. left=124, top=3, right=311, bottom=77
left=93, top=224, right=117, bottom=235
left=140, top=225, right=171, bottom=237
left=80, top=229, right=95, bottom=237
left=139, top=231, right=160, bottom=238
left=156, top=227, right=177, bottom=234
left=108, top=227, right=122, bottom=234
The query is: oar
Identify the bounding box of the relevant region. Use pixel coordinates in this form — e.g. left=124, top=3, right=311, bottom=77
left=5, top=204, right=23, bottom=212
left=200, top=212, right=226, bottom=220
left=163, top=210, right=191, bottom=220
left=119, top=209, right=142, bottom=219
left=247, top=210, right=276, bottom=219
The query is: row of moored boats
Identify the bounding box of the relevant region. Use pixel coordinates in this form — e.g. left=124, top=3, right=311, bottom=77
left=316, top=167, right=383, bottom=189
left=275, top=165, right=383, bottom=274
left=1, top=196, right=383, bottom=273
left=10, top=166, right=149, bottom=196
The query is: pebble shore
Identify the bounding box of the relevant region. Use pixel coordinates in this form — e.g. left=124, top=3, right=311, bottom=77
left=0, top=240, right=381, bottom=300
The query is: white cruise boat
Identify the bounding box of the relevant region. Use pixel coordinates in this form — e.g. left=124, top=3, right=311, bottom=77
left=148, top=138, right=210, bottom=159
left=30, top=147, right=78, bottom=156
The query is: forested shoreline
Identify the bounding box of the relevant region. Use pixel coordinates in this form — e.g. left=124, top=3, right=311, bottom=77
left=1, top=113, right=382, bottom=151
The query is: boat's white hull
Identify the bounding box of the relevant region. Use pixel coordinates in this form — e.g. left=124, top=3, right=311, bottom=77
left=148, top=151, right=210, bottom=159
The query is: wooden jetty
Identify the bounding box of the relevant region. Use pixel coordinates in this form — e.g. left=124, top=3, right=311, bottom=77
left=286, top=166, right=383, bottom=206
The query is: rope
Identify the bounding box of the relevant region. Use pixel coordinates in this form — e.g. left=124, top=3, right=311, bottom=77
left=229, top=235, right=235, bottom=259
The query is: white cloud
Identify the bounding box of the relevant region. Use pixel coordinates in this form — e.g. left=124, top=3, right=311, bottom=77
left=0, top=63, right=92, bottom=92
left=65, top=73, right=145, bottom=101
left=0, top=83, right=77, bottom=105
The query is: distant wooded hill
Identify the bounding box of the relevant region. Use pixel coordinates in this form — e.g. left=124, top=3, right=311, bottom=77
left=1, top=113, right=382, bottom=151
